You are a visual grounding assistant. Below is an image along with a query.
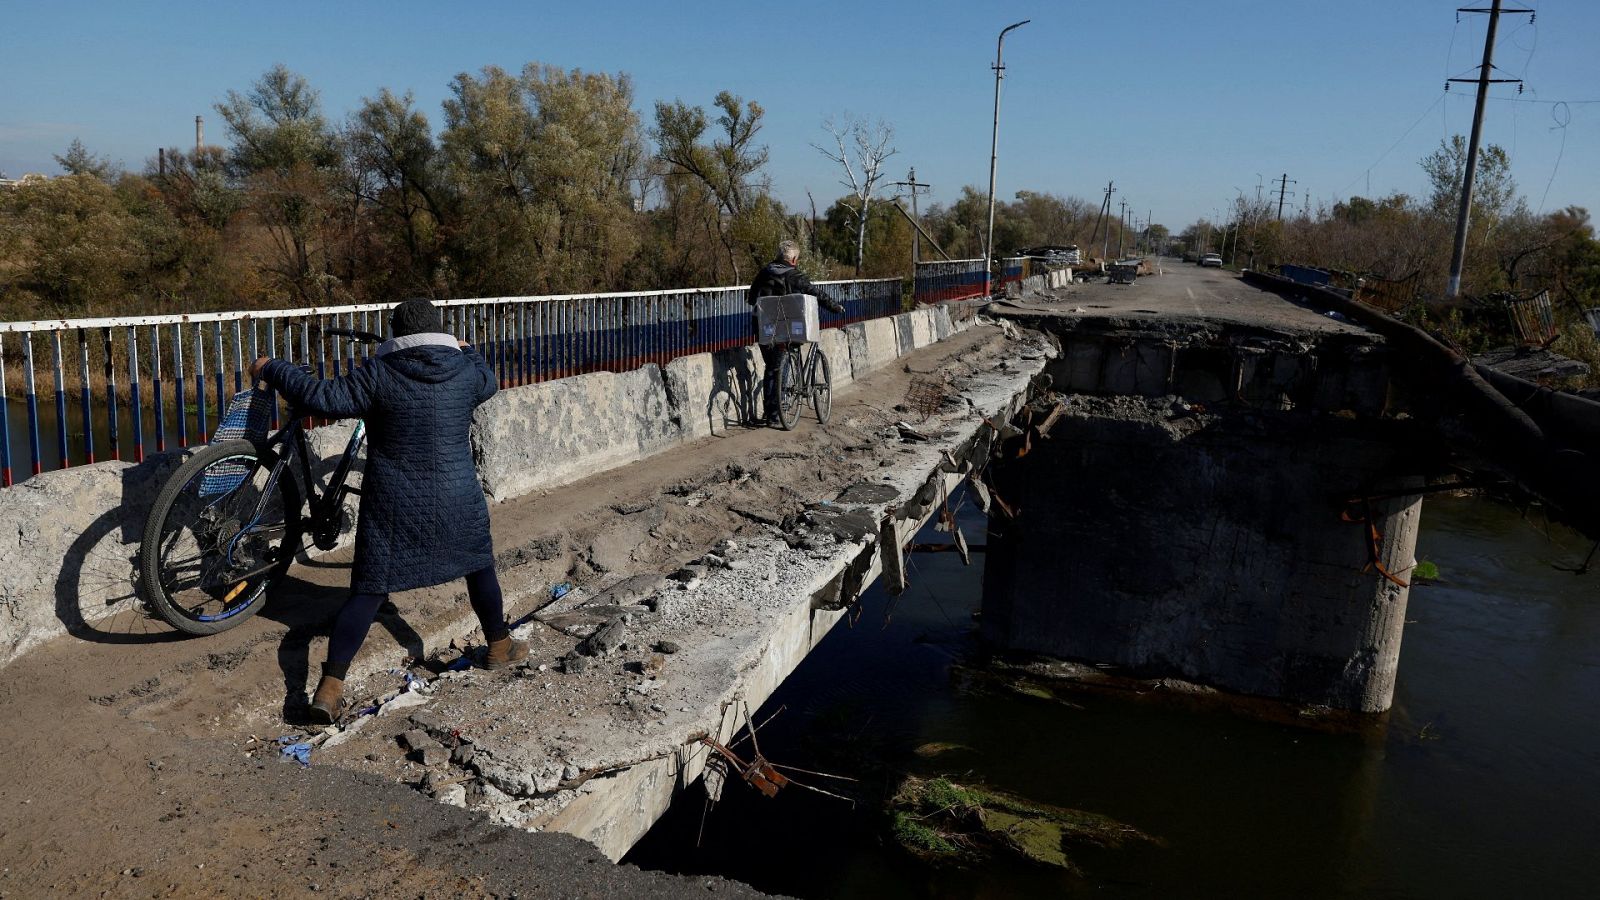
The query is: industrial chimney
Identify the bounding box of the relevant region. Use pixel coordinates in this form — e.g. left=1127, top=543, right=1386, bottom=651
left=195, top=115, right=204, bottom=154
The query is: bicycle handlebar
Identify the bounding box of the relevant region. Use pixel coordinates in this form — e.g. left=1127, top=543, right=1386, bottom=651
left=322, top=327, right=384, bottom=344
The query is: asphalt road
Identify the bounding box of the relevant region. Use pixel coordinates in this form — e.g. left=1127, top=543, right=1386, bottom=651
left=998, top=259, right=1370, bottom=337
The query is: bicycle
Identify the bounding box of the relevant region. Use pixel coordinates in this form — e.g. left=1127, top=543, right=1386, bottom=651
left=138, top=327, right=379, bottom=635
left=771, top=339, right=832, bottom=431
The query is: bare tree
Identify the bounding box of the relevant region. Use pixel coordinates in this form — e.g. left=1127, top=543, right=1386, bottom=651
left=813, top=116, right=896, bottom=275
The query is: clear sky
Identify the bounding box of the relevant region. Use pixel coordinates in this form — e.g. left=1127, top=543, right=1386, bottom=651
left=2, top=1, right=1596, bottom=232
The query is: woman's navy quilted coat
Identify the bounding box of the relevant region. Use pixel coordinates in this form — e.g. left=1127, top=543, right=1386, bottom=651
left=262, top=345, right=497, bottom=594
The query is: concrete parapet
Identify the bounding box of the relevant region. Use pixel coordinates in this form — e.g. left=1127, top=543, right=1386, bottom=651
left=817, top=328, right=854, bottom=389
left=892, top=313, right=917, bottom=356
left=0, top=461, right=168, bottom=666
left=903, top=310, right=935, bottom=349
left=665, top=349, right=769, bottom=442
left=473, top=366, right=679, bottom=502
left=850, top=318, right=900, bottom=376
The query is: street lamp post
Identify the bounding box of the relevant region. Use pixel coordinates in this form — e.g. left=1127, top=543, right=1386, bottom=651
left=984, top=18, right=1030, bottom=296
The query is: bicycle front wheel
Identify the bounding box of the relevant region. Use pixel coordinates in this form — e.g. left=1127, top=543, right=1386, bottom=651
left=139, top=440, right=302, bottom=635
left=809, top=348, right=832, bottom=425
left=776, top=347, right=803, bottom=431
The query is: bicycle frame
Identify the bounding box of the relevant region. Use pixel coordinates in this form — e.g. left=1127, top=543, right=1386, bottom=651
left=236, top=408, right=366, bottom=562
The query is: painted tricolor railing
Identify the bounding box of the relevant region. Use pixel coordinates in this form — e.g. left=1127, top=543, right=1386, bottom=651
left=912, top=259, right=989, bottom=304
left=995, top=257, right=1032, bottom=293
left=0, top=278, right=901, bottom=487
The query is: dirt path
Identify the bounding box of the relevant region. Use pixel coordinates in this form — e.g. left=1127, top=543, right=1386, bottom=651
left=0, top=324, right=1017, bottom=898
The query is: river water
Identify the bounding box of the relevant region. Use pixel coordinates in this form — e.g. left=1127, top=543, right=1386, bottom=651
left=625, top=493, right=1600, bottom=898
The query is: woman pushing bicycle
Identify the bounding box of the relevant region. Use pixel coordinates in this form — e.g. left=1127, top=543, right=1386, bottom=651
left=249, top=298, right=526, bottom=724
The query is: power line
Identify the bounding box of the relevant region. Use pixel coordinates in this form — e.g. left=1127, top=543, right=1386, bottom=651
left=1482, top=95, right=1600, bottom=105
left=1337, top=92, right=1447, bottom=196
left=1536, top=101, right=1571, bottom=214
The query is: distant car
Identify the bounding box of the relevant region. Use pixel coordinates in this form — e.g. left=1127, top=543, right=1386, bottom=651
left=1199, top=253, right=1223, bottom=268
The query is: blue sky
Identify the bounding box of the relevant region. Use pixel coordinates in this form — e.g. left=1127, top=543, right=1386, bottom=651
left=2, top=1, right=1596, bottom=232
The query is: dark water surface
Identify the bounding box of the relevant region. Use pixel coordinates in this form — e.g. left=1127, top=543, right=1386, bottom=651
left=625, top=494, right=1600, bottom=898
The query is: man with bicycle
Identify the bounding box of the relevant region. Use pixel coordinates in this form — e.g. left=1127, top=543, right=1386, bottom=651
left=748, top=240, right=845, bottom=425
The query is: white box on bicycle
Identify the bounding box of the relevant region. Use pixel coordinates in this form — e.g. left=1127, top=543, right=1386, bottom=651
left=756, top=293, right=820, bottom=345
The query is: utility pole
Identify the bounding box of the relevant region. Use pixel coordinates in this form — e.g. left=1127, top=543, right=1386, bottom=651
left=1117, top=200, right=1128, bottom=257
left=1445, top=0, right=1533, bottom=300
left=1274, top=173, right=1297, bottom=221
left=1090, top=180, right=1114, bottom=259
left=891, top=168, right=932, bottom=264
left=984, top=19, right=1030, bottom=295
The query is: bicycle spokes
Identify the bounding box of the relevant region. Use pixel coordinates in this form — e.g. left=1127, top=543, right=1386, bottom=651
left=156, top=454, right=290, bottom=620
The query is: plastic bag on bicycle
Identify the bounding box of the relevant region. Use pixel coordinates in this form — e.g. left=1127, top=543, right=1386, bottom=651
left=198, top=389, right=274, bottom=497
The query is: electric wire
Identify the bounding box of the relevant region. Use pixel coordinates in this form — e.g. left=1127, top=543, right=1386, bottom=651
left=1339, top=92, right=1448, bottom=197
left=1536, top=101, right=1571, bottom=214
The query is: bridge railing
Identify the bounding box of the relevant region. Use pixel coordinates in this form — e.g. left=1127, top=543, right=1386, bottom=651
left=0, top=277, right=901, bottom=486
left=913, top=258, right=988, bottom=304
left=995, top=257, right=1030, bottom=292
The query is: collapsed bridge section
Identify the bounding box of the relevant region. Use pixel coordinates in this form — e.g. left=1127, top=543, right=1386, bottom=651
left=982, top=310, right=1430, bottom=713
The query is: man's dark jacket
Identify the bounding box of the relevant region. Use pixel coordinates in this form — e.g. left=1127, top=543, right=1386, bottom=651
left=262, top=343, right=497, bottom=595
left=747, top=260, right=845, bottom=313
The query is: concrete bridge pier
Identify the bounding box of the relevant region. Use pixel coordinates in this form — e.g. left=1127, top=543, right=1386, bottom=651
left=980, top=409, right=1424, bottom=713
left=977, top=312, right=1429, bottom=714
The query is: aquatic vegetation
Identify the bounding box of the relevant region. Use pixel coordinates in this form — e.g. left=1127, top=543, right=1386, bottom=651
left=887, top=775, right=1158, bottom=871
left=911, top=741, right=977, bottom=758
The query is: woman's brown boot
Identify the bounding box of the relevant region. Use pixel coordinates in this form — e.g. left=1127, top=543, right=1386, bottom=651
left=484, top=634, right=529, bottom=670
left=308, top=675, right=345, bottom=725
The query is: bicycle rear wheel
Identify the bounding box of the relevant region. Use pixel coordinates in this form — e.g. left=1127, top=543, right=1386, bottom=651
left=809, top=348, right=832, bottom=425
left=139, top=440, right=302, bottom=635
left=776, top=347, right=803, bottom=431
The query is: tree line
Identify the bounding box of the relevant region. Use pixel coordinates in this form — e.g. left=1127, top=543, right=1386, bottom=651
left=0, top=63, right=1142, bottom=323
left=1180, top=136, right=1600, bottom=321
left=8, top=61, right=1591, bottom=339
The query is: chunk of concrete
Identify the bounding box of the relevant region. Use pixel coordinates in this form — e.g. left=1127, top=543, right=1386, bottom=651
left=578, top=618, right=628, bottom=657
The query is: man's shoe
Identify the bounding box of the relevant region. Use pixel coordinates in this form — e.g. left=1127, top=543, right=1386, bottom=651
left=308, top=675, right=344, bottom=725
left=484, top=635, right=529, bottom=670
